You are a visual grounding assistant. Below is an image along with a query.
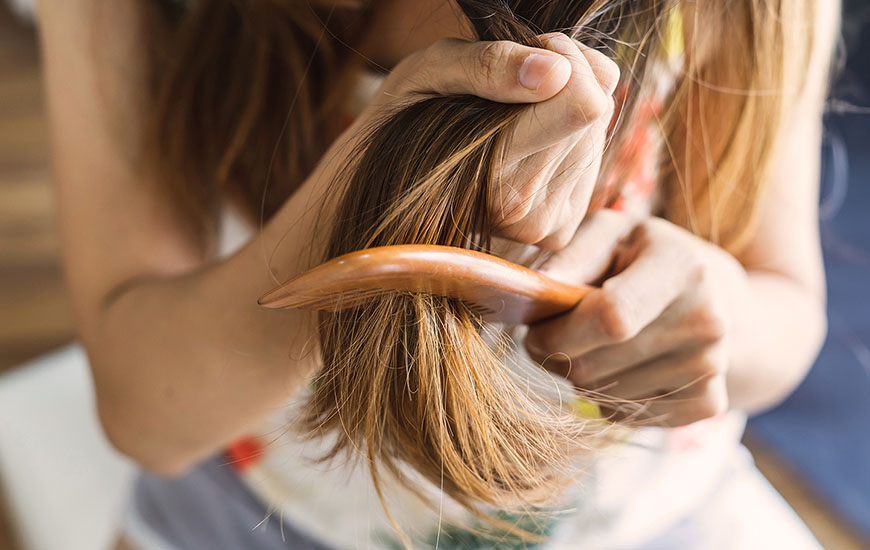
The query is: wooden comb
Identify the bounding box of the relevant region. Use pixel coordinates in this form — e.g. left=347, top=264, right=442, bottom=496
left=257, top=245, right=592, bottom=324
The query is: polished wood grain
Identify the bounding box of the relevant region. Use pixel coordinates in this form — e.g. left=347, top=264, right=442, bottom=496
left=259, top=244, right=594, bottom=323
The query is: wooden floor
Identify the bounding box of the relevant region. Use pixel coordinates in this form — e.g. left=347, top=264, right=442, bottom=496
left=0, top=5, right=73, bottom=375
left=0, top=5, right=865, bottom=550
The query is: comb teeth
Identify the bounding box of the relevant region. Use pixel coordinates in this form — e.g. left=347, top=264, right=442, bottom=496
left=290, top=287, right=391, bottom=311
left=465, top=303, right=496, bottom=316
left=288, top=286, right=497, bottom=317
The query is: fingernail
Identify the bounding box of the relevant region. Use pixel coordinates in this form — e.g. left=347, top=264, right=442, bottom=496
left=519, top=53, right=565, bottom=91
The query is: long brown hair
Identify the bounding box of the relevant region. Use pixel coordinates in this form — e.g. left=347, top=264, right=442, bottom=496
left=147, top=0, right=813, bottom=253
left=147, top=0, right=814, bottom=540
left=147, top=0, right=370, bottom=249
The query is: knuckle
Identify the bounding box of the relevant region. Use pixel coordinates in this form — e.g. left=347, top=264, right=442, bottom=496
left=537, top=32, right=565, bottom=44
left=593, top=290, right=637, bottom=343
left=598, top=57, right=621, bottom=94
left=542, top=32, right=575, bottom=52
left=476, top=41, right=514, bottom=87
left=584, top=47, right=621, bottom=84
left=690, top=306, right=728, bottom=342
left=512, top=171, right=548, bottom=202
left=490, top=188, right=537, bottom=229
left=566, top=86, right=610, bottom=128
left=564, top=98, right=605, bottom=129
left=507, top=222, right=551, bottom=246
left=493, top=203, right=531, bottom=229
left=603, top=55, right=621, bottom=83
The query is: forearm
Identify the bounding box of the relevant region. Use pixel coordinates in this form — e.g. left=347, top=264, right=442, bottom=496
left=723, top=0, right=838, bottom=416
left=87, top=191, right=330, bottom=475
left=90, top=248, right=312, bottom=475
left=725, top=267, right=826, bottom=414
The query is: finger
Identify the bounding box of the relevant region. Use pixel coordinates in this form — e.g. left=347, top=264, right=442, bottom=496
left=563, top=298, right=728, bottom=384
left=579, top=344, right=726, bottom=400
left=627, top=374, right=729, bottom=427
left=530, top=159, right=601, bottom=251
left=527, top=221, right=694, bottom=357
left=391, top=38, right=572, bottom=103
left=490, top=140, right=577, bottom=233
left=536, top=209, right=637, bottom=285
left=496, top=41, right=618, bottom=247
left=533, top=111, right=613, bottom=250
left=492, top=134, right=607, bottom=246
left=578, top=44, right=621, bottom=96
left=507, top=34, right=614, bottom=161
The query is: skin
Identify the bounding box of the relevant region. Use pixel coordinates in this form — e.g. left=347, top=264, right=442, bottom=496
left=35, top=0, right=837, bottom=474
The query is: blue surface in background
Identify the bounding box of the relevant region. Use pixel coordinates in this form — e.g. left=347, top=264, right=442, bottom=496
left=747, top=113, right=870, bottom=539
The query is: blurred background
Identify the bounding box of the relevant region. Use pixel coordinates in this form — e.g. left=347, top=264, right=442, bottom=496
left=0, top=1, right=867, bottom=549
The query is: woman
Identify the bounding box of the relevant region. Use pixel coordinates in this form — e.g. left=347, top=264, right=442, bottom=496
left=36, top=0, right=838, bottom=548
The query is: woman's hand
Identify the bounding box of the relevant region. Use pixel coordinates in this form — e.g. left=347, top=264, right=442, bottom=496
left=361, top=34, right=619, bottom=250
left=524, top=210, right=751, bottom=426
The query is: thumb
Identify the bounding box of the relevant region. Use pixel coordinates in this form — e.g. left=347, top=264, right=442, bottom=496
left=537, top=209, right=637, bottom=285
